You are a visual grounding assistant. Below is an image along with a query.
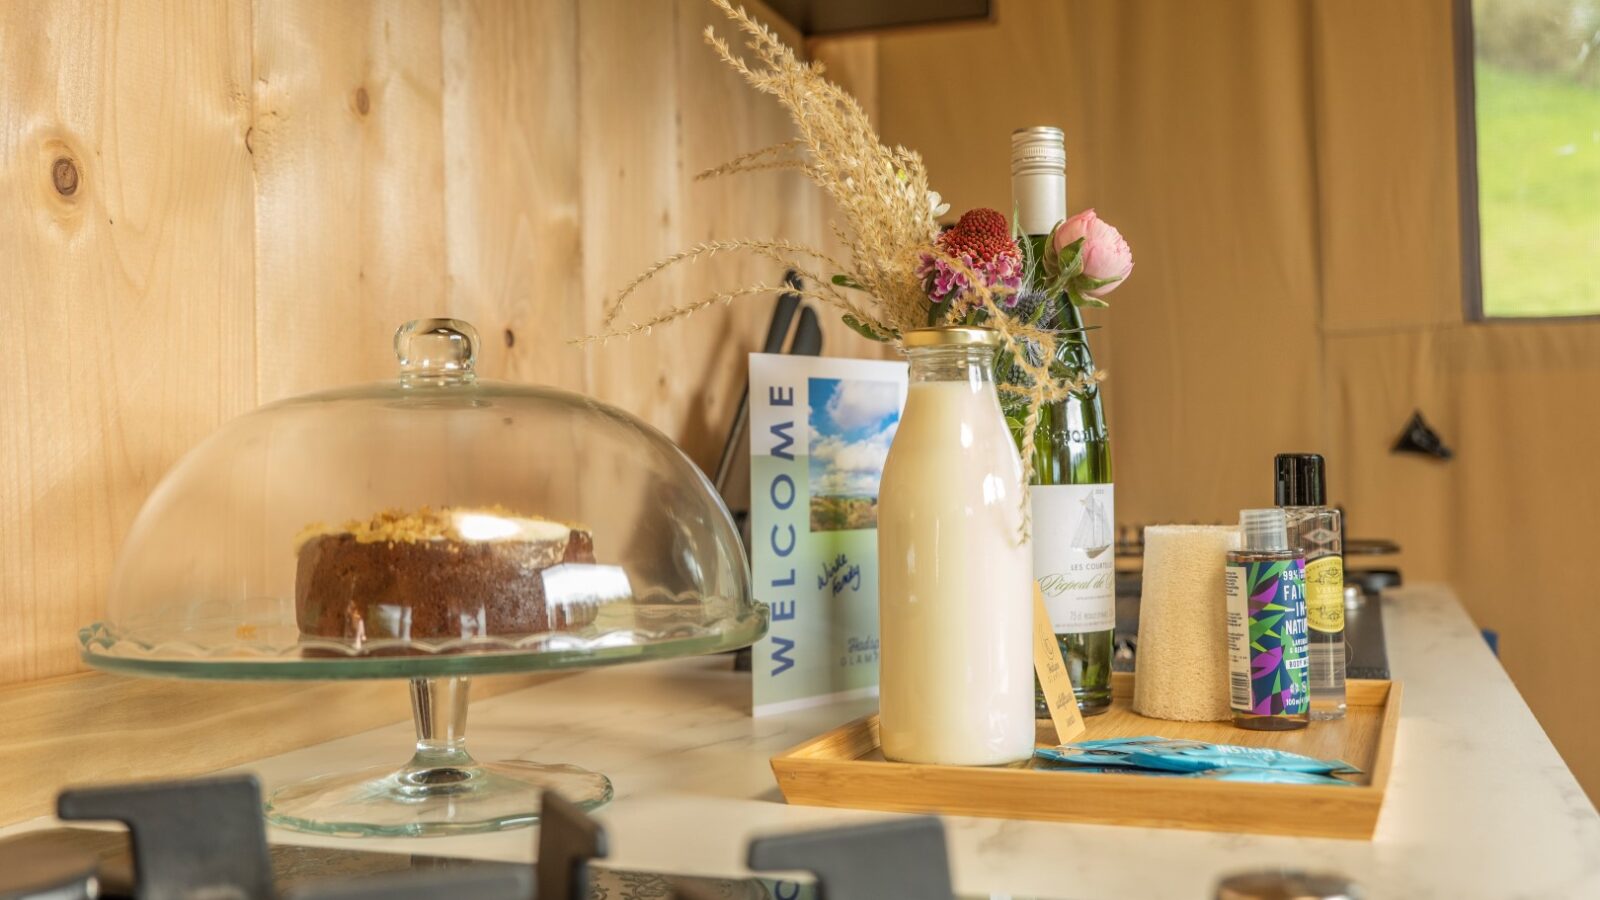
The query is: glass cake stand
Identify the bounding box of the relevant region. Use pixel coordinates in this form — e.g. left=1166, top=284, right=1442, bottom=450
left=81, top=616, right=765, bottom=837
left=80, top=319, right=766, bottom=837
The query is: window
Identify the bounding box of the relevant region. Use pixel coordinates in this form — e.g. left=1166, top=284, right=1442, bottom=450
left=1456, top=0, right=1600, bottom=319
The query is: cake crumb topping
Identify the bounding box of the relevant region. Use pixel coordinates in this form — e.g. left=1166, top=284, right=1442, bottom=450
left=294, top=506, right=581, bottom=551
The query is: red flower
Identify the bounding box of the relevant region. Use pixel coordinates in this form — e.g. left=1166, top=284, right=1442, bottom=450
left=938, top=208, right=1018, bottom=264
left=920, top=208, right=1023, bottom=307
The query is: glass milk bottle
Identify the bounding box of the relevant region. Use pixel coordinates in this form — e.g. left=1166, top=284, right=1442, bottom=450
left=878, top=326, right=1036, bottom=766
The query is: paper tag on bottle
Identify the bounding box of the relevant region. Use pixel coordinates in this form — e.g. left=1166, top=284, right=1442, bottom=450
left=1033, top=584, right=1087, bottom=744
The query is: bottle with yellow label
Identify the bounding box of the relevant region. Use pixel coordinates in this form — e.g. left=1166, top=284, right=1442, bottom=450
left=1275, top=454, right=1346, bottom=721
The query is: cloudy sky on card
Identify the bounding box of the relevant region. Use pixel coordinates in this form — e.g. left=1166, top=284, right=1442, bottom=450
left=808, top=378, right=902, bottom=498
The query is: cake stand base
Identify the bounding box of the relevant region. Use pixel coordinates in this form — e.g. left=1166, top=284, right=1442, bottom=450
left=264, top=759, right=613, bottom=837
left=263, top=676, right=613, bottom=837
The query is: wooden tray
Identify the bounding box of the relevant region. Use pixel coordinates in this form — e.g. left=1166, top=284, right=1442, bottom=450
left=771, top=674, right=1401, bottom=840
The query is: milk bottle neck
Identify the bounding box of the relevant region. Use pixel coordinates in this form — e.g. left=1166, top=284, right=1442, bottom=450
left=906, top=345, right=997, bottom=388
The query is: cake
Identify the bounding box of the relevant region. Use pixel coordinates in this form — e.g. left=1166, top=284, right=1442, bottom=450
left=294, top=507, right=603, bottom=646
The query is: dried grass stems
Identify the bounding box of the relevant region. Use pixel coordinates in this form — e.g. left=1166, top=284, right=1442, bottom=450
left=693, top=139, right=813, bottom=181
left=586, top=0, right=936, bottom=343
left=580, top=0, right=1102, bottom=539
left=597, top=239, right=856, bottom=331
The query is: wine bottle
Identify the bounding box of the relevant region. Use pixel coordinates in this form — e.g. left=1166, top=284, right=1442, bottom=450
left=1007, top=126, right=1116, bottom=716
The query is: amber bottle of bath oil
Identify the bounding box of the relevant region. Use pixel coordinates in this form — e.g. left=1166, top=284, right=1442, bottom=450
left=1224, top=508, right=1310, bottom=730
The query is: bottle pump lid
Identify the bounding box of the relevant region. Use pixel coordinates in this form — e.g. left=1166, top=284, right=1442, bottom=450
left=1275, top=453, right=1327, bottom=506
left=1240, top=508, right=1290, bottom=553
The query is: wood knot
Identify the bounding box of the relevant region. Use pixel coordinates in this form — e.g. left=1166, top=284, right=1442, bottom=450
left=354, top=86, right=371, bottom=115
left=52, top=157, right=79, bottom=196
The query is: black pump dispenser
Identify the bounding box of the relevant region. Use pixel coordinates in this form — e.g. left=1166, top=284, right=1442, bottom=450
left=1274, top=453, right=1327, bottom=506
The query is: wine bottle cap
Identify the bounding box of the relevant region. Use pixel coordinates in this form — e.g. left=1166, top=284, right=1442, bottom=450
left=1239, top=508, right=1290, bottom=553
left=1010, top=126, right=1066, bottom=176
left=1274, top=453, right=1327, bottom=506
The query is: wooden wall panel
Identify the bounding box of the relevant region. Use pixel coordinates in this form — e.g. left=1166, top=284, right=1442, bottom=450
left=440, top=0, right=584, bottom=389
left=252, top=0, right=449, bottom=402
left=575, top=0, right=690, bottom=447
left=0, top=0, right=256, bottom=683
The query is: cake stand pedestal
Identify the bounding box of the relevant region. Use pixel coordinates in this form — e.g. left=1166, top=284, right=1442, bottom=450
left=262, top=676, right=612, bottom=838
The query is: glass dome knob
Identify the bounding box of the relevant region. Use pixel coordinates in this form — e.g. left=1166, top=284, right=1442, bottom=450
left=395, top=318, right=479, bottom=385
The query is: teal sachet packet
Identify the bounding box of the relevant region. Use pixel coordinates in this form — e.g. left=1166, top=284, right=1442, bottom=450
left=1032, top=760, right=1352, bottom=786
left=1032, top=761, right=1186, bottom=776
left=1034, top=747, right=1154, bottom=769
left=1036, top=736, right=1361, bottom=776
left=1194, top=768, right=1354, bottom=786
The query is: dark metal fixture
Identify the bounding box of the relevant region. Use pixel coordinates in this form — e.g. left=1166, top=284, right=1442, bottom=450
left=764, top=0, right=990, bottom=37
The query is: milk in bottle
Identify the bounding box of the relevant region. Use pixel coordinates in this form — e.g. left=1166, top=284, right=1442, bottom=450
left=877, top=326, right=1036, bottom=766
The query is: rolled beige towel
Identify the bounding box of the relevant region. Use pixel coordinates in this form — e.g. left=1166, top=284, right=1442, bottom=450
left=1133, top=525, right=1242, bottom=721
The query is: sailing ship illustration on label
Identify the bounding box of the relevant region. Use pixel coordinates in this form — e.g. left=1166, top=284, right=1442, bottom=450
left=1032, top=483, right=1116, bottom=634
left=1071, top=488, right=1113, bottom=559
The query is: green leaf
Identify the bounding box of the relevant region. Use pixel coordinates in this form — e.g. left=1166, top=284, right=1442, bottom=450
left=1036, top=238, right=1062, bottom=277
left=841, top=314, right=892, bottom=342
left=1056, top=238, right=1085, bottom=281
left=831, top=273, right=866, bottom=291
left=1076, top=272, right=1124, bottom=291
left=1068, top=285, right=1110, bottom=309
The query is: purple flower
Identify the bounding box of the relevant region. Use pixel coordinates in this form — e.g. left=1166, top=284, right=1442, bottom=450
left=918, top=251, right=1023, bottom=307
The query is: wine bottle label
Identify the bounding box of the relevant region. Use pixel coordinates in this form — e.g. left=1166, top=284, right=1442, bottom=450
left=1225, top=558, right=1309, bottom=716
left=1305, top=556, right=1346, bottom=633
left=1031, top=483, right=1115, bottom=634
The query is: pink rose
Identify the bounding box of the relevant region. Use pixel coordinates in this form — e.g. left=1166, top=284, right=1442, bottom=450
left=1053, top=209, right=1133, bottom=297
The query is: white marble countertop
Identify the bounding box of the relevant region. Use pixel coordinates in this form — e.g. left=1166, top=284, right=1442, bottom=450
left=14, top=584, right=1600, bottom=898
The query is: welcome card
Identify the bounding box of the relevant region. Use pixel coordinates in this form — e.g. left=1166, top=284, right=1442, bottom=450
left=748, top=353, right=908, bottom=716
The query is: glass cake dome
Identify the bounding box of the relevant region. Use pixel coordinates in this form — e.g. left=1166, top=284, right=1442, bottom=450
left=80, top=318, right=767, bottom=836
left=85, top=317, right=763, bottom=677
